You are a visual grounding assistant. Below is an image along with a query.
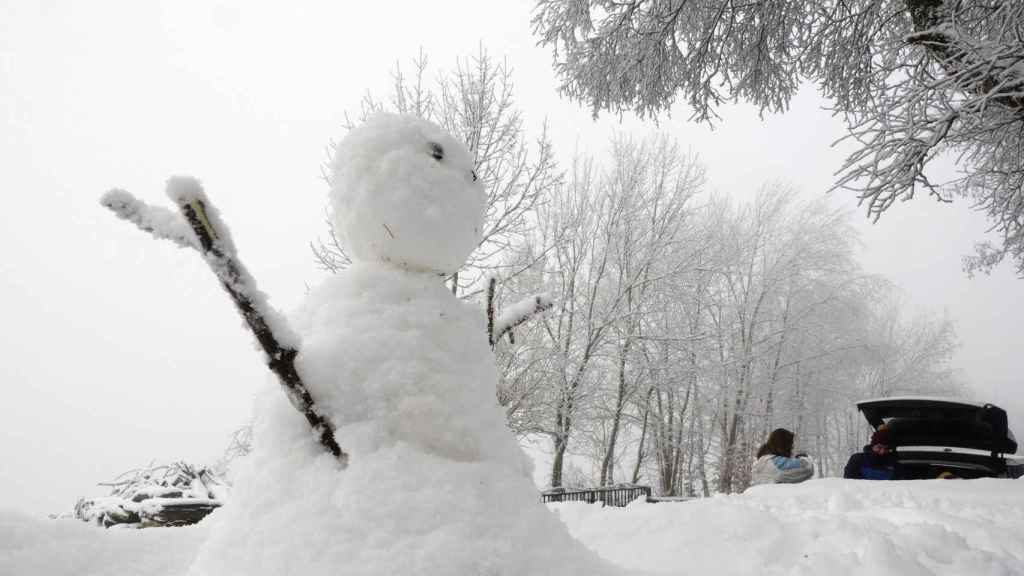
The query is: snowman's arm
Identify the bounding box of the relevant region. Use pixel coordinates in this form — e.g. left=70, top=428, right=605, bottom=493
left=101, top=179, right=349, bottom=466
left=101, top=189, right=198, bottom=250
left=491, top=291, right=555, bottom=347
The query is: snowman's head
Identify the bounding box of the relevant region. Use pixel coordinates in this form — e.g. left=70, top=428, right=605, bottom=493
left=329, top=113, right=485, bottom=274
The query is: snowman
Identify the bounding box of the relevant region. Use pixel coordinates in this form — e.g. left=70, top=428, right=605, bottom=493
left=189, top=113, right=621, bottom=575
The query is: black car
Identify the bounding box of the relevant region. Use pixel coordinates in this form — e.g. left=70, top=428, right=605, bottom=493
left=857, top=397, right=1023, bottom=479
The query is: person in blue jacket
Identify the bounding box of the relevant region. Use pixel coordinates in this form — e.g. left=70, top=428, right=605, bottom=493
left=750, top=428, right=814, bottom=485
left=844, top=425, right=903, bottom=480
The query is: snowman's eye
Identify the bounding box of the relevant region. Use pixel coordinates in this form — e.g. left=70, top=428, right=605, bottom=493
left=429, top=142, right=444, bottom=161
left=471, top=170, right=478, bottom=182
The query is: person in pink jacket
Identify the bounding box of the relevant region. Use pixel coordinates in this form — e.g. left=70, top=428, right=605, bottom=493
left=750, top=428, right=814, bottom=485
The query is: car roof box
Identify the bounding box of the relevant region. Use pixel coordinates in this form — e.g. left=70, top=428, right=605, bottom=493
left=857, top=397, right=1017, bottom=454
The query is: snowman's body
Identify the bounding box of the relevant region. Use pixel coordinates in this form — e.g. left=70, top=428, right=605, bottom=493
left=190, top=114, right=618, bottom=575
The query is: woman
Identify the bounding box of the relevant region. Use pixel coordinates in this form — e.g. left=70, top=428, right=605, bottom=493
left=750, top=428, right=814, bottom=485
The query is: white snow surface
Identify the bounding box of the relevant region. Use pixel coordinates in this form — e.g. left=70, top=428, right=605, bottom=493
left=0, top=509, right=206, bottom=576
left=188, top=263, right=616, bottom=575
left=328, top=113, right=485, bottom=274
left=554, top=478, right=1024, bottom=575
left=8, top=479, right=1024, bottom=575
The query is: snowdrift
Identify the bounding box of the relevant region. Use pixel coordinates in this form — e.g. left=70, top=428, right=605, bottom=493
left=5, top=478, right=1024, bottom=575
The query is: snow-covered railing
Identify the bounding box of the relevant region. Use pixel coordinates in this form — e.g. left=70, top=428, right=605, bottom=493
left=541, top=485, right=651, bottom=507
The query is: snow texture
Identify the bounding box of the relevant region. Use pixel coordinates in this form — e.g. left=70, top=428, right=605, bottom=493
left=9, top=479, right=1024, bottom=575
left=0, top=509, right=207, bottom=576
left=328, top=113, right=486, bottom=275
left=100, top=189, right=196, bottom=250
left=165, top=175, right=238, bottom=256
left=493, top=293, right=554, bottom=342
left=187, top=115, right=616, bottom=575
left=553, top=478, right=1024, bottom=575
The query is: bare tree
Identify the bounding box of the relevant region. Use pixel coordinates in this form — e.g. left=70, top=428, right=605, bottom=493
left=316, top=47, right=560, bottom=293
left=533, top=157, right=614, bottom=488
left=532, top=0, right=1024, bottom=276
left=596, top=135, right=703, bottom=486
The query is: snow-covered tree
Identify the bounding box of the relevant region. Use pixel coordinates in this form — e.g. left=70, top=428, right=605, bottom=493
left=532, top=0, right=1024, bottom=276
left=505, top=172, right=962, bottom=493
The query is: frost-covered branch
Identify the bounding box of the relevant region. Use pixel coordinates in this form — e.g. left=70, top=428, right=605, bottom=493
left=495, top=294, right=555, bottom=346
left=100, top=189, right=197, bottom=250
left=486, top=275, right=554, bottom=346
left=533, top=0, right=1024, bottom=276
left=101, top=178, right=348, bottom=464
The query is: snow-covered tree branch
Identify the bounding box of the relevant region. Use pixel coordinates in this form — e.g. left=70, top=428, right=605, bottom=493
left=533, top=0, right=1024, bottom=276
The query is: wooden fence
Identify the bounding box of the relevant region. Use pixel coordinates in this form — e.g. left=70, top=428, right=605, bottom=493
left=540, top=485, right=652, bottom=507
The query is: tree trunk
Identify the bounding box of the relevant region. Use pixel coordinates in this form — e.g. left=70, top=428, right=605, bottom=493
left=631, top=388, right=653, bottom=484
left=600, top=336, right=633, bottom=486
left=550, top=430, right=567, bottom=488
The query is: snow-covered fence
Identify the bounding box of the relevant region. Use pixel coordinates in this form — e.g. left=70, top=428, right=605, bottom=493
left=541, top=485, right=651, bottom=507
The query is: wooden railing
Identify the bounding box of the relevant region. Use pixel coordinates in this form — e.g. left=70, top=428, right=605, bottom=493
left=541, top=485, right=652, bottom=507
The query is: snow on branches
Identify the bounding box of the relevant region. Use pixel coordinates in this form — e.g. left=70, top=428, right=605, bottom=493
left=74, top=461, right=227, bottom=528
left=101, top=189, right=197, bottom=250
left=533, top=0, right=1024, bottom=276
left=486, top=275, right=554, bottom=346
left=101, top=178, right=348, bottom=464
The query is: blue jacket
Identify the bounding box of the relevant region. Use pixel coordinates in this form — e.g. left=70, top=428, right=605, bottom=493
left=843, top=446, right=902, bottom=480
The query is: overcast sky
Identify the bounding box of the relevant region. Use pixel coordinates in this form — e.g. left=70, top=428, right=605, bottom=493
left=2, top=0, right=1022, bottom=515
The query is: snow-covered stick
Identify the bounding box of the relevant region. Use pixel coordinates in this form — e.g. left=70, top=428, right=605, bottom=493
left=101, top=178, right=348, bottom=466
left=100, top=189, right=197, bottom=250
left=486, top=276, right=497, bottom=346
left=491, top=290, right=554, bottom=347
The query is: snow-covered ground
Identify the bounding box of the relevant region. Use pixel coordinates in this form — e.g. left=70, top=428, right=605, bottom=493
left=0, top=508, right=205, bottom=576
left=554, top=478, right=1024, bottom=575
left=5, top=478, right=1024, bottom=575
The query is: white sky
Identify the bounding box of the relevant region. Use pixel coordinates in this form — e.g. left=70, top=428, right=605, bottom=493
left=1, top=0, right=1021, bottom=515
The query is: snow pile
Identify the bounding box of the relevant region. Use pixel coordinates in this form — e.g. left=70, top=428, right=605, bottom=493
left=552, top=478, right=1024, bottom=575
left=188, top=115, right=616, bottom=575
left=0, top=509, right=206, bottom=576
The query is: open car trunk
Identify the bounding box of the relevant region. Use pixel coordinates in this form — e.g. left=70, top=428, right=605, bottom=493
left=856, top=397, right=1019, bottom=479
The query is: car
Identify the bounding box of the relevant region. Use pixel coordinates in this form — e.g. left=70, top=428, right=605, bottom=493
left=856, top=396, right=1023, bottom=479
